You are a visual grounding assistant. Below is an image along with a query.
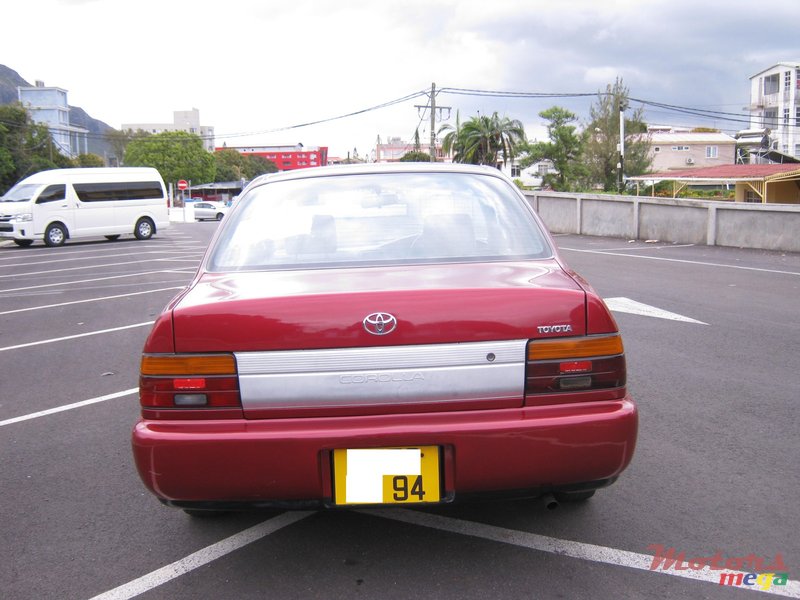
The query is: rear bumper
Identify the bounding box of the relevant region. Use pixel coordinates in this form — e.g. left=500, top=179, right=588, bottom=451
left=132, top=397, right=637, bottom=507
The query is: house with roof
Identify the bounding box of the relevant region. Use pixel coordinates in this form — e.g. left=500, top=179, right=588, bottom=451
left=647, top=126, right=737, bottom=171
left=628, top=163, right=800, bottom=203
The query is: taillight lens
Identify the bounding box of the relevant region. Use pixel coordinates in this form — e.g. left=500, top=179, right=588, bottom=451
left=139, top=354, right=241, bottom=409
left=526, top=334, right=626, bottom=398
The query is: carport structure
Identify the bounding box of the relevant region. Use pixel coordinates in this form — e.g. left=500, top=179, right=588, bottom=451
left=628, top=163, right=800, bottom=204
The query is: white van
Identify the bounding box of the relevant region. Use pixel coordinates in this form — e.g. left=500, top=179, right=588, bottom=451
left=0, top=167, right=170, bottom=247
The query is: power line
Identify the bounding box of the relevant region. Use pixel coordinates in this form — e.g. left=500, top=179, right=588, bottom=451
left=438, top=87, right=800, bottom=133
left=214, top=89, right=429, bottom=141
left=3, top=85, right=798, bottom=150
left=1, top=89, right=430, bottom=144
left=628, top=98, right=753, bottom=126
left=440, top=87, right=598, bottom=99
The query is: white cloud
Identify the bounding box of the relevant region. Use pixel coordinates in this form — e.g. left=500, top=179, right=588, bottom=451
left=2, top=0, right=799, bottom=156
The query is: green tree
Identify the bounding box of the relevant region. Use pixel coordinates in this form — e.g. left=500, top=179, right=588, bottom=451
left=583, top=78, right=651, bottom=192
left=399, top=150, right=432, bottom=162
left=519, top=106, right=586, bottom=191
left=440, top=112, right=525, bottom=166
left=74, top=153, right=104, bottom=167
left=213, top=149, right=277, bottom=182
left=105, top=128, right=148, bottom=166
left=214, top=148, right=247, bottom=181
left=438, top=110, right=461, bottom=159
left=243, top=154, right=278, bottom=179
left=124, top=130, right=215, bottom=186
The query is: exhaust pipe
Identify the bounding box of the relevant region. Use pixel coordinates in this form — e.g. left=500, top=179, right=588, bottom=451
left=541, top=492, right=559, bottom=510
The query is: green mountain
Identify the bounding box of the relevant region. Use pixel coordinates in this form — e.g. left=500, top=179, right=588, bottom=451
left=0, top=64, right=116, bottom=159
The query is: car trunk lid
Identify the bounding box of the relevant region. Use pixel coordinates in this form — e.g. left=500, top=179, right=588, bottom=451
left=172, top=261, right=586, bottom=416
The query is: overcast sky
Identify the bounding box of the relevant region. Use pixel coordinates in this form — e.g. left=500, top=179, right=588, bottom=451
left=3, top=0, right=798, bottom=158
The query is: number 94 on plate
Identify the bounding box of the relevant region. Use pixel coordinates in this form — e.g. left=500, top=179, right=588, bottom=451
left=332, top=447, right=441, bottom=505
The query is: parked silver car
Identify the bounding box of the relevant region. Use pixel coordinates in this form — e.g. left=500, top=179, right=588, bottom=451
left=193, top=201, right=228, bottom=221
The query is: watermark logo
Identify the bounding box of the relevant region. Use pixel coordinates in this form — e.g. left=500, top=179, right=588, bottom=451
left=648, top=544, right=790, bottom=592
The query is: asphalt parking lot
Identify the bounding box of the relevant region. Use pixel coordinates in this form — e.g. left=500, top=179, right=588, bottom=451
left=1, top=222, right=798, bottom=599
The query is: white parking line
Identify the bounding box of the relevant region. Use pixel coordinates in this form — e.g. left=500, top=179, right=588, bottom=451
left=0, top=287, right=182, bottom=315
left=0, top=242, right=204, bottom=262
left=0, top=322, right=152, bottom=353
left=362, top=510, right=800, bottom=598
left=560, top=247, right=800, bottom=277
left=604, top=297, right=708, bottom=324
left=0, top=257, right=201, bottom=279
left=0, top=250, right=200, bottom=270
left=0, top=389, right=137, bottom=427
left=87, top=512, right=315, bottom=600
left=78, top=505, right=799, bottom=598
left=581, top=243, right=697, bottom=252
left=1, top=269, right=195, bottom=294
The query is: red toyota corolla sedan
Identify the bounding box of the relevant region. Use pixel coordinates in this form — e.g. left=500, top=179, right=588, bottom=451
left=132, top=163, right=637, bottom=515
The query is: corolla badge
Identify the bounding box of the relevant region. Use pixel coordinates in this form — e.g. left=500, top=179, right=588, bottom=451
left=363, top=312, right=397, bottom=335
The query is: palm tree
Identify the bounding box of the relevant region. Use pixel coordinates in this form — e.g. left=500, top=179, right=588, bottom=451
left=438, top=111, right=462, bottom=161
left=439, top=112, right=526, bottom=167
left=491, top=113, right=526, bottom=166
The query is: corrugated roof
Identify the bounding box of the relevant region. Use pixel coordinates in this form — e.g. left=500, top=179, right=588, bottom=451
left=638, top=163, right=800, bottom=181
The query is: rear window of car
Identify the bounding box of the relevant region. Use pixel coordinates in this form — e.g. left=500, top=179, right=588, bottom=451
left=207, top=171, right=552, bottom=271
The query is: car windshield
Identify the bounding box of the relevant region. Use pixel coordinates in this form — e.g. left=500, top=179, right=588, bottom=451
left=0, top=183, right=40, bottom=203
left=207, top=171, right=552, bottom=271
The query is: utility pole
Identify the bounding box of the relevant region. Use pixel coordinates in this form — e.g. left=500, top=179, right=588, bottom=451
left=415, top=82, right=451, bottom=162
left=430, top=83, right=436, bottom=162
left=618, top=100, right=627, bottom=192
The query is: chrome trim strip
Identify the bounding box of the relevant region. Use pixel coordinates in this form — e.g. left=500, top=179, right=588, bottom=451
left=236, top=340, right=527, bottom=374
left=235, top=340, right=528, bottom=410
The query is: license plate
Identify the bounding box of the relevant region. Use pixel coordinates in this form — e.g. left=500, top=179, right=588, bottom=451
left=332, top=446, right=441, bottom=505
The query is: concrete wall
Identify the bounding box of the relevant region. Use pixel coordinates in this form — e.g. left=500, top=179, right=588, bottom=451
left=525, top=191, right=800, bottom=253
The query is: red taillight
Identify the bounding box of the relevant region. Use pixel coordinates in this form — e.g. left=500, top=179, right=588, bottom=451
left=139, top=354, right=241, bottom=411
left=174, top=378, right=206, bottom=390
left=525, top=334, right=626, bottom=401
left=559, top=360, right=592, bottom=374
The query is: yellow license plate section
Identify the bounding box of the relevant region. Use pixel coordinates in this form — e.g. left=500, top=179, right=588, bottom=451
left=333, top=446, right=441, bottom=505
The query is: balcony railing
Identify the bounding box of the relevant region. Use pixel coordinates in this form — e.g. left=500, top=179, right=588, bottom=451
left=761, top=92, right=779, bottom=107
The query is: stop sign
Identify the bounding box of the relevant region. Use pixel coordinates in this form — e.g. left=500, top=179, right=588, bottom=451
left=177, top=180, right=188, bottom=190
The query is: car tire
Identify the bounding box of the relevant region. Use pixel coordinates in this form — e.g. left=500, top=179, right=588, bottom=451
left=554, top=490, right=596, bottom=503
left=14, top=239, right=34, bottom=248
left=215, top=213, right=224, bottom=221
left=105, top=235, right=121, bottom=241
left=44, top=223, right=67, bottom=247
left=134, top=218, right=154, bottom=240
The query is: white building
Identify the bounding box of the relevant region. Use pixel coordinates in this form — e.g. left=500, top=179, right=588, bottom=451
left=17, top=81, right=89, bottom=159
left=746, top=62, right=800, bottom=157
left=122, top=108, right=215, bottom=152
left=500, top=159, right=556, bottom=188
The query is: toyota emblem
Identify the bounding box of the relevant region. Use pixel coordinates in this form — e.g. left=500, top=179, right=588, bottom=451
left=363, top=312, right=397, bottom=336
